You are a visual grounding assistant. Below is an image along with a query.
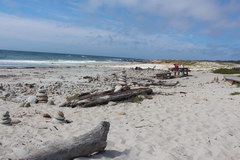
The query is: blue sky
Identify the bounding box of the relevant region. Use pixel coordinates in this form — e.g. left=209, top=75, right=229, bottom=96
left=0, top=0, right=239, bottom=60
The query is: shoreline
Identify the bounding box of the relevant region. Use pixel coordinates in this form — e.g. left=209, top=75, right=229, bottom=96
left=0, top=59, right=239, bottom=71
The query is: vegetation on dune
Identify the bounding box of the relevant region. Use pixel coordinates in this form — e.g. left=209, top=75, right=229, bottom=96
left=66, top=94, right=81, bottom=101
left=213, top=68, right=240, bottom=74
left=124, top=94, right=152, bottom=103
left=150, top=60, right=198, bottom=65
left=236, top=82, right=240, bottom=87
left=155, top=91, right=174, bottom=96
left=146, top=60, right=240, bottom=67
left=230, top=92, right=240, bottom=95
left=66, top=92, right=90, bottom=101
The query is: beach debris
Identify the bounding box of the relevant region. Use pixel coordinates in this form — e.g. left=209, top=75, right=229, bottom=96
left=203, top=98, right=208, bottom=101
left=19, top=102, right=31, bottom=107
left=23, top=121, right=110, bottom=160
left=60, top=88, right=153, bottom=108
left=108, top=101, right=117, bottom=106
left=54, top=111, right=65, bottom=120
left=43, top=113, right=51, bottom=118
left=16, top=83, right=23, bottom=88
left=66, top=92, right=90, bottom=102
left=19, top=102, right=25, bottom=107
left=155, top=91, right=175, bottom=96
left=47, top=100, right=55, bottom=105
left=36, top=87, right=48, bottom=103
left=155, top=71, right=172, bottom=79
left=24, top=102, right=31, bottom=107
left=1, top=111, right=20, bottom=126
left=117, top=112, right=126, bottom=115
left=179, top=91, right=187, bottom=94
left=114, top=70, right=130, bottom=92
left=52, top=111, right=69, bottom=123
left=83, top=76, right=94, bottom=83
left=134, top=67, right=143, bottom=70
left=1, top=111, right=12, bottom=125
left=27, top=96, right=38, bottom=104
left=0, top=84, right=4, bottom=90
left=0, top=90, right=16, bottom=101
left=114, top=85, right=122, bottom=92
left=0, top=92, right=10, bottom=98
left=25, top=83, right=36, bottom=88
left=212, top=77, right=219, bottom=83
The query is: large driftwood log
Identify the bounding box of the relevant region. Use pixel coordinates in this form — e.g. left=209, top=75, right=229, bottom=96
left=22, top=121, right=110, bottom=160
left=60, top=88, right=153, bottom=108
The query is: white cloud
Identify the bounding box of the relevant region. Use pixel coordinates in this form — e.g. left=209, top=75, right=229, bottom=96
left=83, top=0, right=240, bottom=32
left=86, top=0, right=221, bottom=20
left=0, top=13, right=238, bottom=60
left=0, top=13, right=197, bottom=49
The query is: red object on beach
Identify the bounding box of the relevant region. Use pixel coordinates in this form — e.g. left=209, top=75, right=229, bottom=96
left=43, top=113, right=51, bottom=118
left=174, top=64, right=179, bottom=70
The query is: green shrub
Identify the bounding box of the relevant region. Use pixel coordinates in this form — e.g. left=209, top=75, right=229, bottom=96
left=213, top=68, right=240, bottom=74
left=230, top=92, right=240, bottom=95
left=66, top=94, right=81, bottom=101
left=237, top=82, right=240, bottom=87
left=66, top=92, right=90, bottom=101
left=125, top=96, right=144, bottom=103
left=124, top=94, right=152, bottom=103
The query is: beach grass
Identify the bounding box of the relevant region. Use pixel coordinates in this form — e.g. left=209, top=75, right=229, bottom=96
left=236, top=82, right=240, bottom=87
left=125, top=96, right=144, bottom=103
left=230, top=92, right=240, bottom=95
left=150, top=60, right=198, bottom=65
left=66, top=94, right=81, bottom=101
left=66, top=92, right=90, bottom=101
left=124, top=94, right=152, bottom=103
left=213, top=68, right=240, bottom=74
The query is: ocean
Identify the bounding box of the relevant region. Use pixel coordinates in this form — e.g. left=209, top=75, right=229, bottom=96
left=0, top=50, right=137, bottom=67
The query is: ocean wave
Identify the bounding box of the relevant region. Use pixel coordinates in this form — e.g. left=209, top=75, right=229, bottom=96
left=0, top=60, right=98, bottom=64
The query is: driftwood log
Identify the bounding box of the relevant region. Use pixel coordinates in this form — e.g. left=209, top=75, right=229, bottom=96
left=22, top=121, right=110, bottom=160
left=60, top=88, right=153, bottom=108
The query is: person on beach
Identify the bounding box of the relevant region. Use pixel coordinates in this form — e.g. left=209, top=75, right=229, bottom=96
left=174, top=64, right=179, bottom=70
left=179, top=64, right=185, bottom=75
left=173, top=64, right=179, bottom=76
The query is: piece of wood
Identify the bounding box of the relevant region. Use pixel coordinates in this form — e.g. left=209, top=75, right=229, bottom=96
left=60, top=88, right=153, bottom=108
left=82, top=88, right=152, bottom=108
left=21, top=121, right=110, bottom=160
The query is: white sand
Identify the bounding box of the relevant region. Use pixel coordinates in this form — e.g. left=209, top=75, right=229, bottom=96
left=0, top=63, right=240, bottom=160
left=114, top=61, right=239, bottom=71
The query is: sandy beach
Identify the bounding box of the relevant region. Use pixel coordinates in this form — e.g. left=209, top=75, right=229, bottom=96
left=0, top=62, right=240, bottom=160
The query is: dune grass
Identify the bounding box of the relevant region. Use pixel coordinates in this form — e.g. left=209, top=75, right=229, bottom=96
left=236, top=82, right=240, bottom=87
left=213, top=68, right=240, bottom=74
left=124, top=94, right=152, bottom=103
left=66, top=92, right=90, bottom=101
left=230, top=92, right=240, bottom=95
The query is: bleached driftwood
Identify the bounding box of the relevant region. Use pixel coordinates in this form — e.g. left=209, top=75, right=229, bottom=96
left=22, top=121, right=110, bottom=160
left=60, top=88, right=153, bottom=108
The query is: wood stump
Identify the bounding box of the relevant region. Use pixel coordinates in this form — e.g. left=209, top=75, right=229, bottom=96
left=22, top=121, right=110, bottom=160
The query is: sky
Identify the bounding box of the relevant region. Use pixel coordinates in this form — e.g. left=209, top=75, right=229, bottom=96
left=0, top=0, right=240, bottom=60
